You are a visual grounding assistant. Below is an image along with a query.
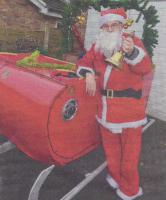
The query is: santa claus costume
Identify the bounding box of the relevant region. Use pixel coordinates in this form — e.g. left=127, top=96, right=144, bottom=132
left=77, top=8, right=152, bottom=200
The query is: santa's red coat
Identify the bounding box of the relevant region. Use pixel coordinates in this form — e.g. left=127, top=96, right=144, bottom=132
left=77, top=35, right=152, bottom=132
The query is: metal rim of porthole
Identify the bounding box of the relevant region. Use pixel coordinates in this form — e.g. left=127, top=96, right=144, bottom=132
left=62, top=99, right=78, bottom=121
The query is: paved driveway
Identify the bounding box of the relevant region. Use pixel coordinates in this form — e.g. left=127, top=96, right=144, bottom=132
left=0, top=118, right=166, bottom=200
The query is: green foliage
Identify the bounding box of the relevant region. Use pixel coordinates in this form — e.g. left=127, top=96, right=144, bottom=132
left=17, top=50, right=40, bottom=66
left=59, top=4, right=75, bottom=54
left=16, top=50, right=75, bottom=71
left=60, top=0, right=159, bottom=57
left=143, top=5, right=160, bottom=26
left=141, top=5, right=160, bottom=56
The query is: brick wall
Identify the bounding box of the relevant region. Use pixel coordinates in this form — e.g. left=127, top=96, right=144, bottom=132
left=0, top=0, right=61, bottom=30
left=85, top=2, right=166, bottom=121
left=0, top=0, right=61, bottom=55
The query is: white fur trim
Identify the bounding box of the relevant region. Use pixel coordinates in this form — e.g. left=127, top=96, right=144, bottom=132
left=103, top=65, right=112, bottom=89
left=116, top=187, right=143, bottom=200
left=100, top=13, right=126, bottom=27
left=102, top=65, right=113, bottom=121
left=96, top=116, right=147, bottom=134
left=124, top=46, right=145, bottom=66
left=106, top=174, right=119, bottom=189
left=76, top=66, right=95, bottom=77
left=102, top=96, right=107, bottom=122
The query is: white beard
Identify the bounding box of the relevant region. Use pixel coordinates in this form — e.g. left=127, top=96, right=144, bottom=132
left=95, top=30, right=122, bottom=58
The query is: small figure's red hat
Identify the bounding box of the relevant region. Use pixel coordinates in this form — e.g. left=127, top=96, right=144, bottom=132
left=100, top=8, right=127, bottom=27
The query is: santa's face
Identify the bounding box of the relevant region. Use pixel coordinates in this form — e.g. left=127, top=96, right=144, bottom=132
left=95, top=21, right=123, bottom=58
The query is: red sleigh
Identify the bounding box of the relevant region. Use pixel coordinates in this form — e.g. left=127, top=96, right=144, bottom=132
left=0, top=52, right=101, bottom=166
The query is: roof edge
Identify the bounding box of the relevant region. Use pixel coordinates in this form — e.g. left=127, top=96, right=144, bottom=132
left=28, top=0, right=62, bottom=18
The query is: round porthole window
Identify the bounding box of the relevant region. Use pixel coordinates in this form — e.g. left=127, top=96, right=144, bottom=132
left=62, top=99, right=78, bottom=121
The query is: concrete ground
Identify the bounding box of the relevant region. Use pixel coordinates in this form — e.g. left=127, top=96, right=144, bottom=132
left=0, top=118, right=166, bottom=200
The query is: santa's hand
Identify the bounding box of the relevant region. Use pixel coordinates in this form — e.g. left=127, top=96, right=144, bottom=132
left=122, top=36, right=134, bottom=56
left=85, top=73, right=96, bottom=96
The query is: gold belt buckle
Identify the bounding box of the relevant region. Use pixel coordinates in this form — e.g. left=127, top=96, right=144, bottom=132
left=107, top=89, right=114, bottom=98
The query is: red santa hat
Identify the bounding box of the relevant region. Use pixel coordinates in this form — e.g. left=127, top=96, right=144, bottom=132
left=100, top=8, right=127, bottom=27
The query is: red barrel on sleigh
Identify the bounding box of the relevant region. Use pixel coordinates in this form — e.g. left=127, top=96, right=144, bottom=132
left=0, top=53, right=101, bottom=166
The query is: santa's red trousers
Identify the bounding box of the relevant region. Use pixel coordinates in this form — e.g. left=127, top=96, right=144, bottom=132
left=100, top=126, right=142, bottom=196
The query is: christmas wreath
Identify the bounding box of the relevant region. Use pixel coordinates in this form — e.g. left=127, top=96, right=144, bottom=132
left=60, top=0, right=159, bottom=57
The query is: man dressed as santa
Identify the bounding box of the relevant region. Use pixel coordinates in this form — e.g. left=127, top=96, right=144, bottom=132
left=76, top=8, right=152, bottom=200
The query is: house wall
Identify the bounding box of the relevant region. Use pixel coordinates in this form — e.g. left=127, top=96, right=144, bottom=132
left=0, top=0, right=61, bottom=55
left=145, top=1, right=166, bottom=121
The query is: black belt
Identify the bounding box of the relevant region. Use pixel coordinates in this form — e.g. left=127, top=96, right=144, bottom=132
left=101, top=88, right=142, bottom=99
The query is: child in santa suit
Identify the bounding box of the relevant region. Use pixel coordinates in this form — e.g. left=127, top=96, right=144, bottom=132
left=76, top=7, right=152, bottom=200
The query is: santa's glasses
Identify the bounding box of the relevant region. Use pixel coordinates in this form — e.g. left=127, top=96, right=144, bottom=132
left=102, top=22, right=122, bottom=32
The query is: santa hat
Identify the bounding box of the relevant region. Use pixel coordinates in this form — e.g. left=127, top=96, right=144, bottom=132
left=100, top=8, right=127, bottom=27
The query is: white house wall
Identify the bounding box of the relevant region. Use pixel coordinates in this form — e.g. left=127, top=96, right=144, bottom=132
left=146, top=1, right=166, bottom=121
